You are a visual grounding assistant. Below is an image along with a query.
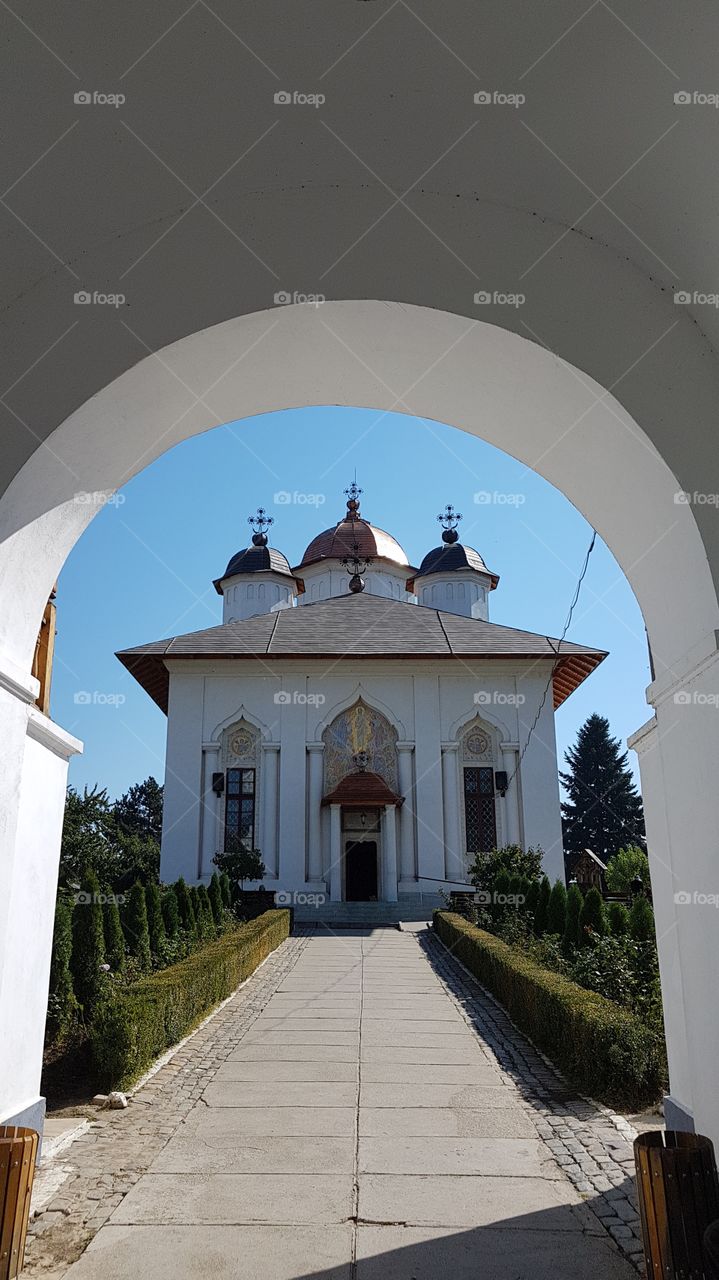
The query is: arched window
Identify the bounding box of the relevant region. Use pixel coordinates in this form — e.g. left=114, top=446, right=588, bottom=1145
left=460, top=719, right=498, bottom=854
left=222, top=719, right=260, bottom=851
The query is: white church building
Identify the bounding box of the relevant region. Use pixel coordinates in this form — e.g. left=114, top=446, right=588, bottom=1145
left=118, top=486, right=605, bottom=910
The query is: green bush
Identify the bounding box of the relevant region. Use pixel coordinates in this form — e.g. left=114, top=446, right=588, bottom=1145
left=525, top=879, right=540, bottom=925
left=145, top=882, right=166, bottom=960
left=208, top=873, right=224, bottom=927
left=103, top=895, right=126, bottom=975
left=123, top=881, right=151, bottom=971
left=605, top=845, right=650, bottom=895
left=578, top=886, right=607, bottom=944
left=434, top=912, right=666, bottom=1109
left=196, top=884, right=215, bottom=941
left=70, top=869, right=106, bottom=1016
left=607, top=901, right=630, bottom=937
left=562, top=883, right=584, bottom=954
left=547, top=880, right=568, bottom=936
left=46, top=895, right=79, bottom=1043
left=219, top=873, right=232, bottom=910
left=161, top=884, right=180, bottom=938
left=534, top=876, right=551, bottom=935
left=90, top=910, right=290, bottom=1090
left=469, top=844, right=544, bottom=894
left=629, top=895, right=656, bottom=942
left=175, top=877, right=195, bottom=932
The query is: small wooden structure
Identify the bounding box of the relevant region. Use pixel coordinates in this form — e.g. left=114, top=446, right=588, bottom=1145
left=31, top=589, right=56, bottom=717
left=0, top=1127, right=39, bottom=1280
left=567, top=847, right=607, bottom=893
left=634, top=1130, right=719, bottom=1279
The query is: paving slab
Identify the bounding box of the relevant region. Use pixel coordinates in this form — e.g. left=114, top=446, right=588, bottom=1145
left=355, top=1225, right=634, bottom=1279
left=359, top=1107, right=537, bottom=1137
left=202, top=1080, right=357, bottom=1108
left=360, top=1063, right=509, bottom=1085
left=65, top=1225, right=352, bottom=1280
left=230, top=1043, right=359, bottom=1061
left=358, top=1136, right=549, bottom=1176
left=152, top=1134, right=356, bottom=1175
left=213, top=1059, right=358, bottom=1082
left=111, top=1172, right=354, bottom=1225
left=180, top=1103, right=356, bottom=1136
left=361, top=1045, right=490, bottom=1064
left=357, top=1173, right=591, bottom=1228
left=359, top=1082, right=512, bottom=1107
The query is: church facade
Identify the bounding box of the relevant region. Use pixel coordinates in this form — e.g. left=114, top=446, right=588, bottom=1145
left=118, top=487, right=605, bottom=906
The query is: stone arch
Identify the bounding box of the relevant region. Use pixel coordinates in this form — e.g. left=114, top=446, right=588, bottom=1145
left=314, top=683, right=407, bottom=744
left=322, top=698, right=399, bottom=794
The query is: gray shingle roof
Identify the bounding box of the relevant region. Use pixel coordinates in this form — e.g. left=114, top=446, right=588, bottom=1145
left=116, top=592, right=606, bottom=713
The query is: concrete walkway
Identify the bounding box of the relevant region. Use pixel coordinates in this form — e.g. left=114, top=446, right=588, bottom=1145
left=53, top=928, right=639, bottom=1279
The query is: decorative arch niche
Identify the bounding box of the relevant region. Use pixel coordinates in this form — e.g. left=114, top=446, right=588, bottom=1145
left=322, top=698, right=399, bottom=794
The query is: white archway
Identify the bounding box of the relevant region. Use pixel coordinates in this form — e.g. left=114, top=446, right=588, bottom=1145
left=1, top=301, right=718, bottom=1148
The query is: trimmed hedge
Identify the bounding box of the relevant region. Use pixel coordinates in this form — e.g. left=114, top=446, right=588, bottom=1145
left=90, top=909, right=290, bottom=1090
left=434, top=911, right=666, bottom=1109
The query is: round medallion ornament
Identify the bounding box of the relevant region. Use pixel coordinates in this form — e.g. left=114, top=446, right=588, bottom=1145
left=465, top=730, right=491, bottom=758
left=229, top=727, right=255, bottom=759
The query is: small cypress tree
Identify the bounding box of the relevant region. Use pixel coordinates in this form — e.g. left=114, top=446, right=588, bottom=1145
left=197, top=884, right=215, bottom=940
left=607, top=900, right=630, bottom=937
left=145, top=881, right=166, bottom=960
left=175, top=876, right=196, bottom=935
left=70, top=868, right=106, bottom=1015
left=533, top=876, right=551, bottom=935
left=46, top=895, right=78, bottom=1042
left=103, top=894, right=126, bottom=974
left=219, top=871, right=232, bottom=909
left=161, top=884, right=180, bottom=938
left=189, top=885, right=202, bottom=937
left=578, top=886, right=607, bottom=945
left=525, top=879, right=540, bottom=925
left=491, top=870, right=511, bottom=925
left=629, top=895, right=656, bottom=943
left=123, top=881, right=151, bottom=970
left=208, top=873, right=224, bottom=927
left=547, top=880, right=568, bottom=936
left=562, top=883, right=584, bottom=954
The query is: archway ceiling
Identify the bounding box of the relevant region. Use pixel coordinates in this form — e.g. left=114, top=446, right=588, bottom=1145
left=2, top=1, right=719, bottom=511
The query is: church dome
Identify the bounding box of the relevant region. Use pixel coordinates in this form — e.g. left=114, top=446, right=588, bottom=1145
left=220, top=543, right=294, bottom=581
left=416, top=541, right=499, bottom=588
left=296, top=485, right=410, bottom=570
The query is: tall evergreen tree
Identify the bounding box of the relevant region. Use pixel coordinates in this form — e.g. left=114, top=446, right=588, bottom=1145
left=103, top=895, right=126, bottom=974
left=562, top=883, right=584, bottom=954
left=560, top=714, right=645, bottom=860
left=70, top=869, right=106, bottom=1014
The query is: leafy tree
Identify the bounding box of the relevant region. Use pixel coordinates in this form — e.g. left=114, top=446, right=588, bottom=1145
left=605, top=845, right=651, bottom=895
left=103, top=895, right=126, bottom=974
left=578, top=886, right=607, bottom=945
left=213, top=837, right=266, bottom=896
left=145, top=882, right=166, bottom=959
left=629, top=895, right=656, bottom=943
left=469, top=844, right=543, bottom=894
left=562, top=883, right=584, bottom=954
left=561, top=714, right=645, bottom=860
left=607, top=901, right=630, bottom=937
left=533, top=876, right=551, bottom=935
left=208, top=873, right=224, bottom=927
left=70, top=869, right=106, bottom=1014
left=46, top=895, right=78, bottom=1043
left=123, top=881, right=151, bottom=970
left=547, top=880, right=568, bottom=936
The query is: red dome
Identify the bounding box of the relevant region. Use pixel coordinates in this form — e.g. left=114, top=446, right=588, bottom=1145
left=297, top=508, right=409, bottom=570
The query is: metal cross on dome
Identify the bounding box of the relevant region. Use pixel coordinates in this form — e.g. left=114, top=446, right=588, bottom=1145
left=344, top=479, right=363, bottom=516
left=437, top=503, right=462, bottom=545
left=247, top=507, right=274, bottom=547
left=341, top=537, right=372, bottom=593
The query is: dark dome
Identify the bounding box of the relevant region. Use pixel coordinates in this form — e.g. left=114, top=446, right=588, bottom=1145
left=213, top=544, right=297, bottom=594
left=415, top=542, right=499, bottom=588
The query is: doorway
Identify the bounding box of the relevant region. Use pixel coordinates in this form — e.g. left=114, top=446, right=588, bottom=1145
left=345, top=841, right=379, bottom=901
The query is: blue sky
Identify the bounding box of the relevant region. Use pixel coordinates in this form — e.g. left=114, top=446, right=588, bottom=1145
left=54, top=406, right=651, bottom=799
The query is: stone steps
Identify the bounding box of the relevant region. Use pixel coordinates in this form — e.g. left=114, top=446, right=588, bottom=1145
left=293, top=894, right=442, bottom=927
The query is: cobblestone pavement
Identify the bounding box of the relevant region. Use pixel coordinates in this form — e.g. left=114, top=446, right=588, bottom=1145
left=26, top=926, right=645, bottom=1279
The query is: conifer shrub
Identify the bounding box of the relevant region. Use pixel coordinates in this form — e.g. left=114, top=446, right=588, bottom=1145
left=219, top=872, right=232, bottom=910
left=175, top=877, right=196, bottom=938
left=70, top=869, right=106, bottom=1016
left=562, top=883, right=584, bottom=955
left=533, top=876, right=551, bottom=935
left=197, top=884, right=216, bottom=941
left=123, top=881, right=151, bottom=971
left=525, top=879, right=540, bottom=926
left=547, top=880, right=568, bottom=936
left=46, top=895, right=79, bottom=1043
left=90, top=910, right=290, bottom=1090
left=145, top=882, right=166, bottom=960
left=434, top=912, right=665, bottom=1108
left=629, top=895, right=656, bottom=943
left=208, top=873, right=224, bottom=928
left=578, top=886, right=607, bottom=945
left=607, top=901, right=630, bottom=937
left=103, top=895, right=126, bottom=975
left=161, top=884, right=180, bottom=939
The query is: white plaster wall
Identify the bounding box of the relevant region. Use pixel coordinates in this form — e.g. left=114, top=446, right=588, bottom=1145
left=160, top=674, right=205, bottom=884
left=299, top=563, right=413, bottom=603
left=221, top=574, right=294, bottom=623
left=0, top=714, right=81, bottom=1125
left=415, top=574, right=491, bottom=620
